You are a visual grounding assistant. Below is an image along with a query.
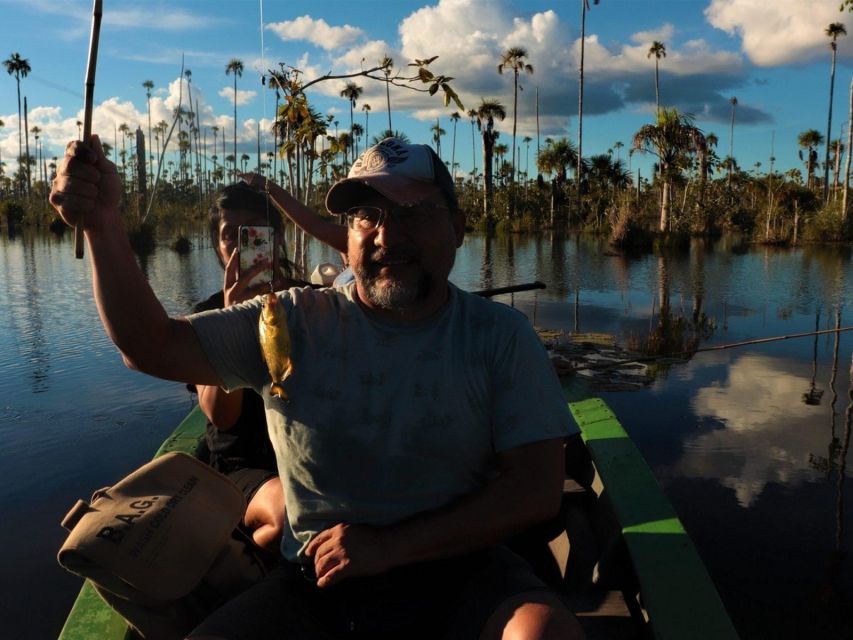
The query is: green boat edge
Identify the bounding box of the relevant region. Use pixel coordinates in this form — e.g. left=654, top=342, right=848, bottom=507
left=58, top=399, right=739, bottom=639
left=568, top=397, right=738, bottom=639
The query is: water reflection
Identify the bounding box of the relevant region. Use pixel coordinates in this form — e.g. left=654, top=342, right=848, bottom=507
left=0, top=228, right=851, bottom=639
left=835, top=355, right=852, bottom=570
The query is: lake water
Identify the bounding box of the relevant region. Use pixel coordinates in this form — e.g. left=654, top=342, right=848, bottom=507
left=1, top=228, right=851, bottom=639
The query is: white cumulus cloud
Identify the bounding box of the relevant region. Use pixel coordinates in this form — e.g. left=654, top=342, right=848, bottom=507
left=705, top=0, right=853, bottom=67
left=267, top=16, right=365, bottom=51
left=219, top=87, right=257, bottom=107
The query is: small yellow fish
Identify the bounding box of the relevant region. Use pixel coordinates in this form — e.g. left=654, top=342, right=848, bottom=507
left=258, top=292, right=293, bottom=399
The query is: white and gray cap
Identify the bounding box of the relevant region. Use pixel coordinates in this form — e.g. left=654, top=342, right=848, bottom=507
left=325, top=138, right=454, bottom=214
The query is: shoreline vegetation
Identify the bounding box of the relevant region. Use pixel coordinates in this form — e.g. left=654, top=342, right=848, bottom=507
left=2, top=41, right=852, bottom=258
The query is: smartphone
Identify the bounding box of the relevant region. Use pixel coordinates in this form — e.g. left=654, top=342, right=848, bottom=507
left=238, top=225, right=277, bottom=288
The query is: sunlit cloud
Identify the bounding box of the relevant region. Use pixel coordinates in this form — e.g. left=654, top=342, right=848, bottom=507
left=705, top=0, right=853, bottom=66
left=266, top=16, right=365, bottom=51
left=219, top=87, right=257, bottom=107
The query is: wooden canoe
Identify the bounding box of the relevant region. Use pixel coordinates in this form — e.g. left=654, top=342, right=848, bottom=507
left=58, top=398, right=738, bottom=639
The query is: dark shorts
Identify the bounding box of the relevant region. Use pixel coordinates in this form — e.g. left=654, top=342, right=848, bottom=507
left=189, top=546, right=550, bottom=640
left=226, top=467, right=278, bottom=503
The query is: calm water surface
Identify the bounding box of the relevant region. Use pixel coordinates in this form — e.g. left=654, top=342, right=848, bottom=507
left=0, top=228, right=850, bottom=639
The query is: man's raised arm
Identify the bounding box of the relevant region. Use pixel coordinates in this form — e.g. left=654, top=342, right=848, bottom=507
left=50, top=136, right=223, bottom=386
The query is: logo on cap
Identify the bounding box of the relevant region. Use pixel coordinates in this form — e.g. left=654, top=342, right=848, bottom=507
left=350, top=139, right=409, bottom=177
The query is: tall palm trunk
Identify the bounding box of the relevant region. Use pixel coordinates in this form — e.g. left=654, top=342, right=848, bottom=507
left=843, top=75, right=853, bottom=227
left=825, top=43, right=839, bottom=202
left=511, top=68, right=518, bottom=185
left=24, top=97, right=31, bottom=194
left=15, top=76, right=22, bottom=190
left=385, top=77, right=392, bottom=131
left=659, top=177, right=671, bottom=233
left=450, top=117, right=458, bottom=181
left=483, top=134, right=495, bottom=219
left=654, top=60, right=661, bottom=115
left=233, top=75, right=238, bottom=178
left=577, top=0, right=588, bottom=222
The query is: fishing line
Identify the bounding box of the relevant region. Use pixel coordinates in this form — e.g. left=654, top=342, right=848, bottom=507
left=570, top=325, right=853, bottom=372
left=259, top=0, right=274, bottom=292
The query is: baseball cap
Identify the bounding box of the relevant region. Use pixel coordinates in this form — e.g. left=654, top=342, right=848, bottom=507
left=325, top=137, right=454, bottom=213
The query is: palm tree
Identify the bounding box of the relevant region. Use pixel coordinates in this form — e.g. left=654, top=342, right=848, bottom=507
left=824, top=23, right=847, bottom=202
left=537, top=137, right=579, bottom=225
left=522, top=135, right=532, bottom=179
left=118, top=122, right=131, bottom=181
left=497, top=46, right=534, bottom=186
left=76, top=120, right=83, bottom=140
left=578, top=1, right=599, bottom=219
left=449, top=112, right=461, bottom=180
left=211, top=124, right=219, bottom=175
left=381, top=56, right=394, bottom=131
left=3, top=52, right=31, bottom=187
left=339, top=81, right=363, bottom=165
left=467, top=109, right=478, bottom=178
left=728, top=96, right=738, bottom=181
left=225, top=58, right=244, bottom=177
left=697, top=131, right=717, bottom=230
left=30, top=125, right=41, bottom=185
left=361, top=103, right=371, bottom=146
left=648, top=41, right=667, bottom=115
left=142, top=80, right=154, bottom=185
left=798, top=129, right=825, bottom=191
left=430, top=120, right=446, bottom=159
left=632, top=107, right=706, bottom=232
left=351, top=122, right=364, bottom=157
left=475, top=98, right=507, bottom=219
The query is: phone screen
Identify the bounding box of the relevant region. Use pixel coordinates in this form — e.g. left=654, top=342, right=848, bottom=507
left=238, top=225, right=276, bottom=288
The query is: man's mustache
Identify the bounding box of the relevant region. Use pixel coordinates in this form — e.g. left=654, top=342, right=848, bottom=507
left=367, top=249, right=418, bottom=264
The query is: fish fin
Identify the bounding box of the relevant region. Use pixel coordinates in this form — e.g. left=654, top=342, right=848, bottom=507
left=270, top=383, right=288, bottom=399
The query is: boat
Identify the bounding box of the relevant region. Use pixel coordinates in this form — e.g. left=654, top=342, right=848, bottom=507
left=58, top=397, right=738, bottom=639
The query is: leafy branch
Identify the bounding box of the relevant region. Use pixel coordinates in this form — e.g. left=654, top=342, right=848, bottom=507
left=265, top=56, right=464, bottom=111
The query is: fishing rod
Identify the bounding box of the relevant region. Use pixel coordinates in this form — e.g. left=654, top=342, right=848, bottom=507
left=472, top=281, right=546, bottom=297
left=572, top=325, right=853, bottom=372
left=76, top=0, right=103, bottom=259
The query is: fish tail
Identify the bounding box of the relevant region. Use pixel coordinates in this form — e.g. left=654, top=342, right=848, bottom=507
left=270, top=383, right=288, bottom=399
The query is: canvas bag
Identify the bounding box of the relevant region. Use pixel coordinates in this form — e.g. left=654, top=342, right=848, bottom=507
left=58, top=452, right=268, bottom=639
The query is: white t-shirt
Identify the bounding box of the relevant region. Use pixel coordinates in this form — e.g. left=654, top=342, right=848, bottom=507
left=188, top=282, right=575, bottom=560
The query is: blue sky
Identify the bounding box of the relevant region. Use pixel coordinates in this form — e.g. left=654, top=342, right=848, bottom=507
left=1, top=0, right=851, bottom=183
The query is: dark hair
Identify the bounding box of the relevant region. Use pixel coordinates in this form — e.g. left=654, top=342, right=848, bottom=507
left=208, top=182, right=301, bottom=280
left=208, top=182, right=283, bottom=245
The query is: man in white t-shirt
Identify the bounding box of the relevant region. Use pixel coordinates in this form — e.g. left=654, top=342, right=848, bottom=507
left=51, top=136, right=584, bottom=639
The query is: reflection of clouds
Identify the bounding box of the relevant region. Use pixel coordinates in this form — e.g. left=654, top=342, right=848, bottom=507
left=676, top=354, right=826, bottom=507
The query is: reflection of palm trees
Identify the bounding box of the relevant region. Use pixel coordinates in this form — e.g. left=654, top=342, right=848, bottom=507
left=22, top=235, right=50, bottom=393
left=828, top=309, right=843, bottom=439
left=835, top=353, right=853, bottom=561
left=690, top=238, right=706, bottom=323
left=803, top=309, right=824, bottom=405
left=810, top=308, right=844, bottom=475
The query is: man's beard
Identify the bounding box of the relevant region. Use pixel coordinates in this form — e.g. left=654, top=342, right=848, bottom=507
left=355, top=252, right=431, bottom=309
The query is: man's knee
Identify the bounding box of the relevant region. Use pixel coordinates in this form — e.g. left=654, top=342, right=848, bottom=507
left=480, top=591, right=585, bottom=640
